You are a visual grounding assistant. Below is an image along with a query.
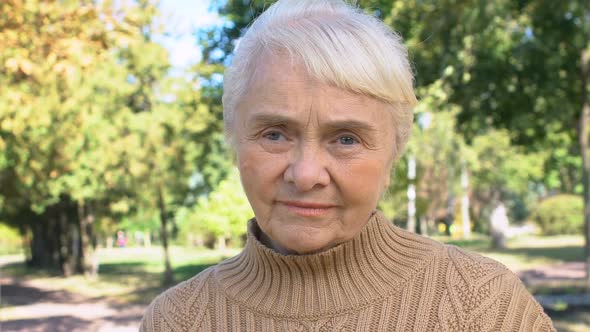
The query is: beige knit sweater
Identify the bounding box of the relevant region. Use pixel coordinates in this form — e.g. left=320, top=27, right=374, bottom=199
left=140, top=211, right=555, bottom=331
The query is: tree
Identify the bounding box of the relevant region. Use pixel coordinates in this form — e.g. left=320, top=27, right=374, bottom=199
left=362, top=0, right=588, bottom=271
left=410, top=81, right=466, bottom=234
left=0, top=0, right=230, bottom=283
left=469, top=129, right=544, bottom=247
left=0, top=0, right=144, bottom=275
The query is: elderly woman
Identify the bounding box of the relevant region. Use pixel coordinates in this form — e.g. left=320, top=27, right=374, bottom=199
left=141, top=0, right=555, bottom=331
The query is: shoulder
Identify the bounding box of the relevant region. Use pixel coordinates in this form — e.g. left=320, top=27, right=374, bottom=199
left=440, top=245, right=555, bottom=331
left=139, top=267, right=215, bottom=332
left=445, top=244, right=510, bottom=283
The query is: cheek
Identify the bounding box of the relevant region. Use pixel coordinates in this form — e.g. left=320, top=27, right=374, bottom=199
left=341, top=158, right=390, bottom=205
left=237, top=145, right=285, bottom=202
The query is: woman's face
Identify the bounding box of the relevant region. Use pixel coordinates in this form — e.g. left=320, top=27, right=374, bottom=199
left=234, top=54, right=396, bottom=255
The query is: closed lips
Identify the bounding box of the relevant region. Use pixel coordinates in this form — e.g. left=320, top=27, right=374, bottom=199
left=278, top=201, right=336, bottom=209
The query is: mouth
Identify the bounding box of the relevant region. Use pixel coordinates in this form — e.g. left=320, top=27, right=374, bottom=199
left=277, top=201, right=337, bottom=217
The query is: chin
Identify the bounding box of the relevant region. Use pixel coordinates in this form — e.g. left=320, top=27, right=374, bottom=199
left=280, top=232, right=335, bottom=255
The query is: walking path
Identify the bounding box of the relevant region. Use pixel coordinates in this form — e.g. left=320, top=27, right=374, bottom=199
left=0, top=255, right=147, bottom=332
left=1, top=276, right=146, bottom=331
left=518, top=262, right=586, bottom=283
left=517, top=262, right=590, bottom=310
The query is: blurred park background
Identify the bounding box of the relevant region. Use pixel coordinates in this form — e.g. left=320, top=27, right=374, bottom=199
left=1, top=0, right=589, bottom=331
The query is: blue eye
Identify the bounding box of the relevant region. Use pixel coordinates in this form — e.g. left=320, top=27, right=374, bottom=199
left=339, top=136, right=357, bottom=145
left=263, top=131, right=283, bottom=141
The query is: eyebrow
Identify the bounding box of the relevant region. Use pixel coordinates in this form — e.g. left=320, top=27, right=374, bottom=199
left=248, top=113, right=297, bottom=127
left=248, top=113, right=379, bottom=133
left=323, top=120, right=378, bottom=133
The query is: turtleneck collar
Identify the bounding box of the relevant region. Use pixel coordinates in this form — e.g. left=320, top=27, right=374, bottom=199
left=213, top=211, right=442, bottom=319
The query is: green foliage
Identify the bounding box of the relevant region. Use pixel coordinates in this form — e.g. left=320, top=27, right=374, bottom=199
left=467, top=129, right=545, bottom=227
left=380, top=79, right=467, bottom=222
left=119, top=210, right=160, bottom=234
left=0, top=223, right=22, bottom=255
left=470, top=129, right=544, bottom=194
left=366, top=0, right=587, bottom=225
left=532, top=195, right=583, bottom=235
left=0, top=0, right=229, bottom=218
left=0, top=0, right=171, bottom=216
left=177, top=169, right=253, bottom=247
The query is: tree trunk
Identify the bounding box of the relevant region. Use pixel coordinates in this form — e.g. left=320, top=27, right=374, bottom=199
left=78, top=201, right=98, bottom=278
left=157, top=186, right=174, bottom=284
left=29, top=218, right=49, bottom=268
left=417, top=216, right=428, bottom=236
left=407, top=155, right=417, bottom=233
left=460, top=164, right=471, bottom=239
left=579, top=48, right=590, bottom=287
left=20, top=223, right=32, bottom=262
left=217, top=236, right=227, bottom=251
left=58, top=202, right=74, bottom=277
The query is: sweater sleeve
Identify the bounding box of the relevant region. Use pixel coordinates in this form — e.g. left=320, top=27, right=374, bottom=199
left=500, top=272, right=556, bottom=332
left=139, top=268, right=213, bottom=332
left=444, top=246, right=556, bottom=332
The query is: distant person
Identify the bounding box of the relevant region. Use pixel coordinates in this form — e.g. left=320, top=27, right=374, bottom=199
left=141, top=0, right=555, bottom=330
left=116, top=230, right=127, bottom=248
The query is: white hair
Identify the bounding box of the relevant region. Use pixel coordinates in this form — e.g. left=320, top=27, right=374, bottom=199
left=222, top=0, right=417, bottom=159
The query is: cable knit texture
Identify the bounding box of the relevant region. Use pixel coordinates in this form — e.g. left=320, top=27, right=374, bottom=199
left=140, top=211, right=555, bottom=331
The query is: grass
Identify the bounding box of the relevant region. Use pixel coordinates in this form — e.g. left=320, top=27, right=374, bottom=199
left=0, top=248, right=23, bottom=256
left=1, top=246, right=241, bottom=306
left=434, top=234, right=584, bottom=271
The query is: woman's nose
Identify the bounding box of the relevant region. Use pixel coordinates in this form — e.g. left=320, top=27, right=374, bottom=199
left=283, top=144, right=330, bottom=192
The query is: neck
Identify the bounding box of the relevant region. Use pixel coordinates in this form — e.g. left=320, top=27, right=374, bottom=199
left=257, top=226, right=348, bottom=256
left=212, top=211, right=442, bottom=318
left=258, top=229, right=293, bottom=255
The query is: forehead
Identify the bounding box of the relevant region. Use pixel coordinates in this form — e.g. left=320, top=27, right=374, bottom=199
left=244, top=53, right=310, bottom=104
left=239, top=53, right=393, bottom=123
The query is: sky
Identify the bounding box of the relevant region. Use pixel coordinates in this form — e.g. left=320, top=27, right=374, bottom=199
left=156, top=0, right=223, bottom=68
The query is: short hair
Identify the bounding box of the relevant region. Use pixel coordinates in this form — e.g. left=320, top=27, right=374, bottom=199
left=222, top=0, right=417, bottom=159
